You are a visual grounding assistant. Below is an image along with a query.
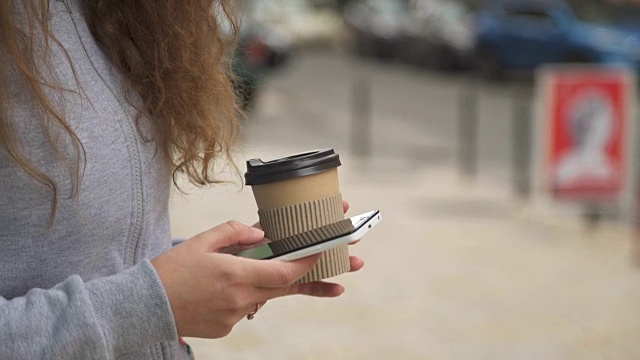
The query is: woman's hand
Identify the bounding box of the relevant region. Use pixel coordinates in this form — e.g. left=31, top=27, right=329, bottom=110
left=152, top=221, right=345, bottom=339
left=152, top=200, right=365, bottom=339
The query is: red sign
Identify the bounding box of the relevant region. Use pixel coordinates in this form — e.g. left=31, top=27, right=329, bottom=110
left=541, top=67, right=634, bottom=202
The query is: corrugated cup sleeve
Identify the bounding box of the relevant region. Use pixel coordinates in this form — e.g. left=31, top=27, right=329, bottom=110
left=258, top=193, right=350, bottom=283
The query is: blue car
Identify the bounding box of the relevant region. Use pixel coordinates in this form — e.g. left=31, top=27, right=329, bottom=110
left=474, top=0, right=640, bottom=78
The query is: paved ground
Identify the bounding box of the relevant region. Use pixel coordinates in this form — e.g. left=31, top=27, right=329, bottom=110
left=168, top=50, right=640, bottom=359
left=242, top=49, right=535, bottom=189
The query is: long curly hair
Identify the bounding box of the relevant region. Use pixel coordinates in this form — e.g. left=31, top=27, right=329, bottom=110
left=0, top=0, right=241, bottom=212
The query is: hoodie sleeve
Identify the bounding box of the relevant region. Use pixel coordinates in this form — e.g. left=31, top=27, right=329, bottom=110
left=0, top=260, right=177, bottom=359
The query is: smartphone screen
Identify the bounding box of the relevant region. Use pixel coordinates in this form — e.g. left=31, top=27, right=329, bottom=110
left=236, top=210, right=379, bottom=260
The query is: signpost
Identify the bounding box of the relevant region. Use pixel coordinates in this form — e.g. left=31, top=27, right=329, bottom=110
left=535, top=65, right=637, bottom=224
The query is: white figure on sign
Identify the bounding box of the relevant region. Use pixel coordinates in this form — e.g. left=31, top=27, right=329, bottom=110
left=554, top=90, right=617, bottom=188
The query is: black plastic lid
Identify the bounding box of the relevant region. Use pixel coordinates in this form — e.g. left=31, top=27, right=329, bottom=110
left=245, top=148, right=341, bottom=185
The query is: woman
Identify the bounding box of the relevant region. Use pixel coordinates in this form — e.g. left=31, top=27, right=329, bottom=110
left=0, top=1, right=364, bottom=359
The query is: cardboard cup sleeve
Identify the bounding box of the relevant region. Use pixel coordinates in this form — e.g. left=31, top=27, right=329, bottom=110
left=258, top=193, right=351, bottom=284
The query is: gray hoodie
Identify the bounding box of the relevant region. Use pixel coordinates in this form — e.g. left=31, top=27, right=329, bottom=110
left=0, top=1, right=191, bottom=359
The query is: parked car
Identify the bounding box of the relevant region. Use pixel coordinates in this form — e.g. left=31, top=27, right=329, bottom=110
left=250, top=0, right=346, bottom=48
left=244, top=22, right=293, bottom=69
left=344, top=0, right=408, bottom=59
left=397, top=0, right=476, bottom=69
left=233, top=22, right=292, bottom=109
left=474, top=0, right=640, bottom=79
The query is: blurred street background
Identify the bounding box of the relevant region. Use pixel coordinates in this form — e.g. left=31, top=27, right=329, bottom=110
left=171, top=0, right=640, bottom=359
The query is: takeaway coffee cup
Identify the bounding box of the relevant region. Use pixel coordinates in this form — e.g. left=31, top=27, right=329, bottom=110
left=244, top=149, right=350, bottom=283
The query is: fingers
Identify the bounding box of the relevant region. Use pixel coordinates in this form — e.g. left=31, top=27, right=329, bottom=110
left=219, top=237, right=270, bottom=255
left=252, top=222, right=263, bottom=230
left=349, top=256, right=365, bottom=272
left=289, top=281, right=345, bottom=298
left=199, top=221, right=265, bottom=251
left=242, top=301, right=266, bottom=319
left=247, top=254, right=322, bottom=288
left=253, top=256, right=364, bottom=300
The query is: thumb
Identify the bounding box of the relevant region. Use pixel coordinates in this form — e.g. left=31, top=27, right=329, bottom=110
left=198, top=221, right=265, bottom=251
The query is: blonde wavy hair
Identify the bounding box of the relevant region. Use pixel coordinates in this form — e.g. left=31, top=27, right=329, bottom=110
left=0, top=0, right=241, bottom=211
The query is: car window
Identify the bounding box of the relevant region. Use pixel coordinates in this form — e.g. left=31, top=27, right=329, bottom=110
left=565, top=0, right=640, bottom=25
left=412, top=0, right=469, bottom=20
left=504, top=8, right=552, bottom=22
left=369, top=0, right=406, bottom=15
left=441, top=2, right=468, bottom=22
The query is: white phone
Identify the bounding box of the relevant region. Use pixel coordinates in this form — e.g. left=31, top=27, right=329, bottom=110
left=236, top=210, right=381, bottom=261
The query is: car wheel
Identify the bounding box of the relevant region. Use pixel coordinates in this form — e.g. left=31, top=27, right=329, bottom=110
left=422, top=49, right=440, bottom=69
left=395, top=39, right=419, bottom=65
left=475, top=49, right=504, bottom=80
left=433, top=45, right=455, bottom=71
left=565, top=51, right=592, bottom=64
left=353, top=32, right=373, bottom=57
left=372, top=40, right=395, bottom=61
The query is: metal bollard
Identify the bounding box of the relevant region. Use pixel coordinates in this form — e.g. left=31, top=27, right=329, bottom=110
left=583, top=204, right=603, bottom=230
left=512, top=86, right=533, bottom=199
left=458, top=78, right=478, bottom=180
left=351, top=76, right=372, bottom=157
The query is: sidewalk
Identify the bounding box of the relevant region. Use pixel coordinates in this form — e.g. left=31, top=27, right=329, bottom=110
left=169, top=138, right=640, bottom=359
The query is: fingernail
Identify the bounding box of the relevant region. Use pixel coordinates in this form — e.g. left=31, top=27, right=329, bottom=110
left=251, top=227, right=264, bottom=238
